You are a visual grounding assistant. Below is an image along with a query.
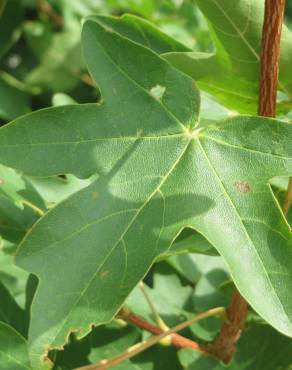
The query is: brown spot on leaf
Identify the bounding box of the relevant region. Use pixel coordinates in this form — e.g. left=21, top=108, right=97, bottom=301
left=234, top=181, right=251, bottom=193
left=92, top=192, right=99, bottom=199
left=99, top=270, right=110, bottom=279
left=42, top=354, right=53, bottom=367
left=0, top=179, right=4, bottom=185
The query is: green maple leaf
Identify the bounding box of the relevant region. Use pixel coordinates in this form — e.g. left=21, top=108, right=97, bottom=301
left=0, top=322, right=30, bottom=370
left=86, top=6, right=292, bottom=115
left=165, top=0, right=292, bottom=114
left=0, top=17, right=292, bottom=369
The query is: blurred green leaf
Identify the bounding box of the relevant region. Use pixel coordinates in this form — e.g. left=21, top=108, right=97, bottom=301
left=168, top=228, right=218, bottom=257
left=25, top=20, right=84, bottom=92
left=24, top=20, right=54, bottom=60
left=0, top=249, right=29, bottom=306
left=179, top=322, right=292, bottom=370
left=165, top=0, right=292, bottom=113
left=0, top=77, right=29, bottom=120
left=0, top=164, right=45, bottom=243
left=0, top=0, right=24, bottom=59
left=27, top=174, right=94, bottom=206
left=190, top=255, right=231, bottom=341
left=0, top=322, right=30, bottom=370
left=88, top=323, right=140, bottom=368
left=0, top=281, right=26, bottom=336
left=127, top=268, right=193, bottom=327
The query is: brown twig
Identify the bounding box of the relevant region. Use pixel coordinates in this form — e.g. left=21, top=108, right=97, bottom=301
left=206, top=0, right=286, bottom=363
left=0, top=0, right=7, bottom=17
left=79, top=73, right=96, bottom=87
left=258, top=0, right=286, bottom=117
left=202, top=290, right=248, bottom=363
left=35, top=0, right=63, bottom=28
left=74, top=307, right=225, bottom=370
left=283, top=178, right=292, bottom=216
left=118, top=309, right=201, bottom=350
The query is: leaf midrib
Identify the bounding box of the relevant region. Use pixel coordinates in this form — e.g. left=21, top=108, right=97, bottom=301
left=89, top=20, right=191, bottom=133
left=17, top=134, right=190, bottom=263
left=197, top=138, right=291, bottom=326
left=20, top=209, right=139, bottom=262
left=204, top=0, right=290, bottom=96
left=0, top=133, right=186, bottom=148
left=43, top=137, right=192, bottom=347
left=203, top=134, right=292, bottom=161
left=199, top=80, right=256, bottom=100
left=209, top=0, right=259, bottom=61
left=0, top=349, right=30, bottom=370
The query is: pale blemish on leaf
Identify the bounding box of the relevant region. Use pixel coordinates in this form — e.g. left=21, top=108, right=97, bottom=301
left=234, top=181, right=251, bottom=193
left=99, top=270, right=110, bottom=279
left=150, top=85, right=166, bottom=100
left=42, top=353, right=53, bottom=368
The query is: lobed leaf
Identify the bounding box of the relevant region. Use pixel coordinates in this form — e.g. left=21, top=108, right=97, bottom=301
left=165, top=0, right=292, bottom=113
left=92, top=6, right=292, bottom=113
left=0, top=16, right=292, bottom=369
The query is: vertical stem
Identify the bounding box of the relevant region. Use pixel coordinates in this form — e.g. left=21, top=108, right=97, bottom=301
left=0, top=1, right=7, bottom=16
left=35, top=0, right=63, bottom=28
left=283, top=178, right=292, bottom=216
left=203, top=290, right=248, bottom=363
left=258, top=0, right=286, bottom=117
left=266, top=2, right=292, bottom=217
left=207, top=0, right=286, bottom=364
